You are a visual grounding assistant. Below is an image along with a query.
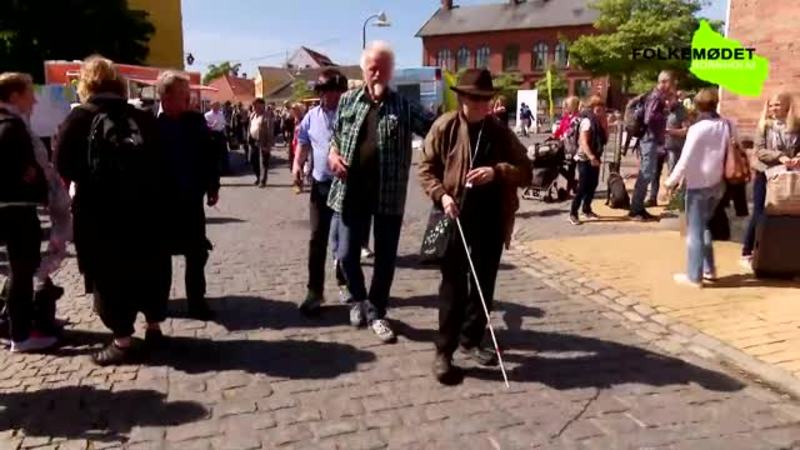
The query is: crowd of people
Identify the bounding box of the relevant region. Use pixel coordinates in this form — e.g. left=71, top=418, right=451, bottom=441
left=1, top=41, right=796, bottom=384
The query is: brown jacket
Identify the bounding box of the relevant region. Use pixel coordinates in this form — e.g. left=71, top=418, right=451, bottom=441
left=418, top=111, right=532, bottom=248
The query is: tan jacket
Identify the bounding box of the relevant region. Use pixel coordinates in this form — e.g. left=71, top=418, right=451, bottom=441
left=752, top=123, right=800, bottom=172
left=250, top=111, right=274, bottom=152
left=418, top=111, right=532, bottom=248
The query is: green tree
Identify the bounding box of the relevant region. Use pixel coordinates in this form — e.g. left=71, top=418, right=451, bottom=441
left=535, top=67, right=569, bottom=100
left=291, top=79, right=313, bottom=101
left=493, top=72, right=523, bottom=110
left=203, top=61, right=242, bottom=85
left=568, top=0, right=722, bottom=95
left=0, top=0, right=154, bottom=83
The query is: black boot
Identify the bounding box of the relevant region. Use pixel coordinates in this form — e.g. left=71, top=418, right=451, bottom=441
left=433, top=352, right=463, bottom=385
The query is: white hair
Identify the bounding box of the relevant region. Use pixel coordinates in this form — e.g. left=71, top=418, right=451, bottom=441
left=157, top=70, right=190, bottom=97
left=360, top=41, right=395, bottom=71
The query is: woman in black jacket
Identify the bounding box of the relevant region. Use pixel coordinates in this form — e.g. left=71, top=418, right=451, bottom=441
left=56, top=56, right=171, bottom=365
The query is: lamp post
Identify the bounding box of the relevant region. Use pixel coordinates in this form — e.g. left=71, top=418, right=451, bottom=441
left=362, top=12, right=391, bottom=49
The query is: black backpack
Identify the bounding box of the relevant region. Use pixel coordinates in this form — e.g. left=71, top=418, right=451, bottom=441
left=86, top=105, right=147, bottom=203
left=606, top=172, right=630, bottom=210
left=562, top=115, right=581, bottom=158
left=624, top=93, right=648, bottom=139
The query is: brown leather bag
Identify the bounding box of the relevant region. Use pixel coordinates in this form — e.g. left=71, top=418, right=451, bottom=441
left=724, top=120, right=751, bottom=185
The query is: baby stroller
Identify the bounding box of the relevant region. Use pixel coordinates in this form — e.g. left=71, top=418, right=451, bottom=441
left=522, top=138, right=571, bottom=202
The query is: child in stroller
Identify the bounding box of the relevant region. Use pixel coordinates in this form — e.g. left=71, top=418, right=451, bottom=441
left=522, top=138, right=573, bottom=202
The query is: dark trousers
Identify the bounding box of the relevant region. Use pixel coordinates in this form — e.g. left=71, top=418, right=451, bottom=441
left=437, top=220, right=504, bottom=356
left=0, top=207, right=41, bottom=342
left=335, top=210, right=403, bottom=322
left=211, top=131, right=229, bottom=175
left=307, top=180, right=345, bottom=294
left=571, top=161, right=600, bottom=216
left=248, top=139, right=271, bottom=184
left=743, top=172, right=768, bottom=256
left=92, top=253, right=171, bottom=338
left=564, top=160, right=577, bottom=194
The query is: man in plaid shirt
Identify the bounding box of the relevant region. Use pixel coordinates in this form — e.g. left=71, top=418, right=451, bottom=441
left=328, top=41, right=434, bottom=343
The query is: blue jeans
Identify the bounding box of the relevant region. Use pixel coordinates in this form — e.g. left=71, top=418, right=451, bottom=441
left=334, top=210, right=403, bottom=322
left=648, top=148, right=681, bottom=203
left=631, top=137, right=660, bottom=214
left=685, top=184, right=725, bottom=283
left=742, top=172, right=767, bottom=257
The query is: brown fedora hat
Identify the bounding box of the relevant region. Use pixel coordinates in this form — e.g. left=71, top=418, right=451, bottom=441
left=450, top=68, right=498, bottom=98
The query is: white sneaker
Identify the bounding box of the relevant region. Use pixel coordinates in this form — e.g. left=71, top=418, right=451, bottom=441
left=703, top=271, right=718, bottom=282
left=11, top=335, right=58, bottom=353
left=370, top=319, right=397, bottom=343
left=350, top=303, right=366, bottom=328
left=361, top=247, right=374, bottom=259
left=673, top=273, right=703, bottom=289
left=739, top=256, right=753, bottom=271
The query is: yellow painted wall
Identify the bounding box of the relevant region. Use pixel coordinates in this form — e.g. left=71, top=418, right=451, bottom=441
left=129, top=0, right=184, bottom=69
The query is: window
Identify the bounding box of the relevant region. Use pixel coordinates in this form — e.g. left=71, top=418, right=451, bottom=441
left=476, top=46, right=490, bottom=68
left=457, top=46, right=471, bottom=70
left=555, top=42, right=569, bottom=68
left=576, top=79, right=592, bottom=97
left=503, top=45, right=519, bottom=71
left=533, top=42, right=549, bottom=71
left=436, top=49, right=452, bottom=71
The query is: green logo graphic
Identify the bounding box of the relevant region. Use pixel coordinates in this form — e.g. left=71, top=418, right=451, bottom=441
left=689, top=20, right=769, bottom=97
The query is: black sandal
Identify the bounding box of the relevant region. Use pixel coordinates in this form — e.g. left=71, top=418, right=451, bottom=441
left=92, top=342, right=132, bottom=366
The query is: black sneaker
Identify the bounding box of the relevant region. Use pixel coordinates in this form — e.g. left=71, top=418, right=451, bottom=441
left=433, top=352, right=463, bottom=385
left=299, top=291, right=324, bottom=316
left=459, top=346, right=499, bottom=367
left=187, top=301, right=216, bottom=321
left=628, top=211, right=658, bottom=222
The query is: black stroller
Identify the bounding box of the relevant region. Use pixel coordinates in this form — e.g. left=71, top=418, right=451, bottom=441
left=522, top=138, right=572, bottom=202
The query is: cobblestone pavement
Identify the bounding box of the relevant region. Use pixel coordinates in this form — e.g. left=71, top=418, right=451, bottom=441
left=2, top=149, right=800, bottom=449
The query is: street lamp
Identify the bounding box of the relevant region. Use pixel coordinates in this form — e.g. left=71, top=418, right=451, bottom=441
left=362, top=12, right=391, bottom=49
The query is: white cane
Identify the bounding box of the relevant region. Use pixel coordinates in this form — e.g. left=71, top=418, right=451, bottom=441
left=455, top=216, right=510, bottom=389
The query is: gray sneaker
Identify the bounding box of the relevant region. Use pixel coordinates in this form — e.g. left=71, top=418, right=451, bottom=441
left=370, top=319, right=397, bottom=343
left=350, top=303, right=366, bottom=328
left=338, top=285, right=354, bottom=304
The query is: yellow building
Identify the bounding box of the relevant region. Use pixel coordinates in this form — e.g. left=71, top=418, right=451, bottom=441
left=129, top=0, right=184, bottom=69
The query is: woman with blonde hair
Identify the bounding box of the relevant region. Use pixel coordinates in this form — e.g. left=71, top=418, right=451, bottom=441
left=740, top=92, right=800, bottom=267
left=568, top=95, right=608, bottom=225
left=56, top=56, right=170, bottom=365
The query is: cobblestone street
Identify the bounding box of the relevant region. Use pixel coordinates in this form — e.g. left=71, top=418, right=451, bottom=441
left=2, top=150, right=800, bottom=449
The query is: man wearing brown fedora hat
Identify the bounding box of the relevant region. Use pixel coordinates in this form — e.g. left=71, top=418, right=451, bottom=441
left=419, top=68, right=531, bottom=384
left=294, top=68, right=351, bottom=315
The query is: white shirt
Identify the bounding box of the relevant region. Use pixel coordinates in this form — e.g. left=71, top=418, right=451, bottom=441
left=667, top=117, right=734, bottom=190
left=204, top=110, right=226, bottom=132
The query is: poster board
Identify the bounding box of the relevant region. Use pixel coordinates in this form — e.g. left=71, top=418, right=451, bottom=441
left=515, top=89, right=538, bottom=134
left=30, top=85, right=76, bottom=138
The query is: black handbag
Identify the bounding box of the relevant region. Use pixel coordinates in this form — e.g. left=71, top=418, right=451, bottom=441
left=420, top=204, right=455, bottom=263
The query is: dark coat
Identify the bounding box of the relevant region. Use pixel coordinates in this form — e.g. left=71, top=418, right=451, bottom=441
left=0, top=107, right=47, bottom=206
left=55, top=95, right=167, bottom=277
left=156, top=111, right=220, bottom=255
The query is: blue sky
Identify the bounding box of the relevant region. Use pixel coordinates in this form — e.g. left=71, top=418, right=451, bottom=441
left=182, top=0, right=727, bottom=77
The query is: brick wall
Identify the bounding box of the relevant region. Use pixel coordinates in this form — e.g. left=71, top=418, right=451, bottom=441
left=720, top=0, right=800, bottom=139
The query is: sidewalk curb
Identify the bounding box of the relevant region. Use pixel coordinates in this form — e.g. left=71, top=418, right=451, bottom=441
left=507, top=245, right=800, bottom=400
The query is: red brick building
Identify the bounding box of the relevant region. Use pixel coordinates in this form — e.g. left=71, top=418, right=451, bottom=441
left=720, top=0, right=800, bottom=138
left=416, top=0, right=621, bottom=108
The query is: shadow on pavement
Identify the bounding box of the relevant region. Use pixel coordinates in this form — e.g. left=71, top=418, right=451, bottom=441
left=472, top=328, right=744, bottom=392
left=391, top=296, right=742, bottom=393
left=57, top=329, right=376, bottom=380
left=205, top=217, right=247, bottom=225
left=707, top=274, right=800, bottom=289
left=169, top=296, right=351, bottom=332
left=516, top=209, right=567, bottom=219
left=393, top=254, right=516, bottom=271
left=0, top=386, right=206, bottom=443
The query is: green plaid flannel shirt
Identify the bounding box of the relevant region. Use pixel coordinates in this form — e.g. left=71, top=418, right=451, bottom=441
left=327, top=87, right=434, bottom=216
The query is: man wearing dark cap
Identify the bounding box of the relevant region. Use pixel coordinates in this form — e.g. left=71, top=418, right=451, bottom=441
left=295, top=69, right=350, bottom=314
